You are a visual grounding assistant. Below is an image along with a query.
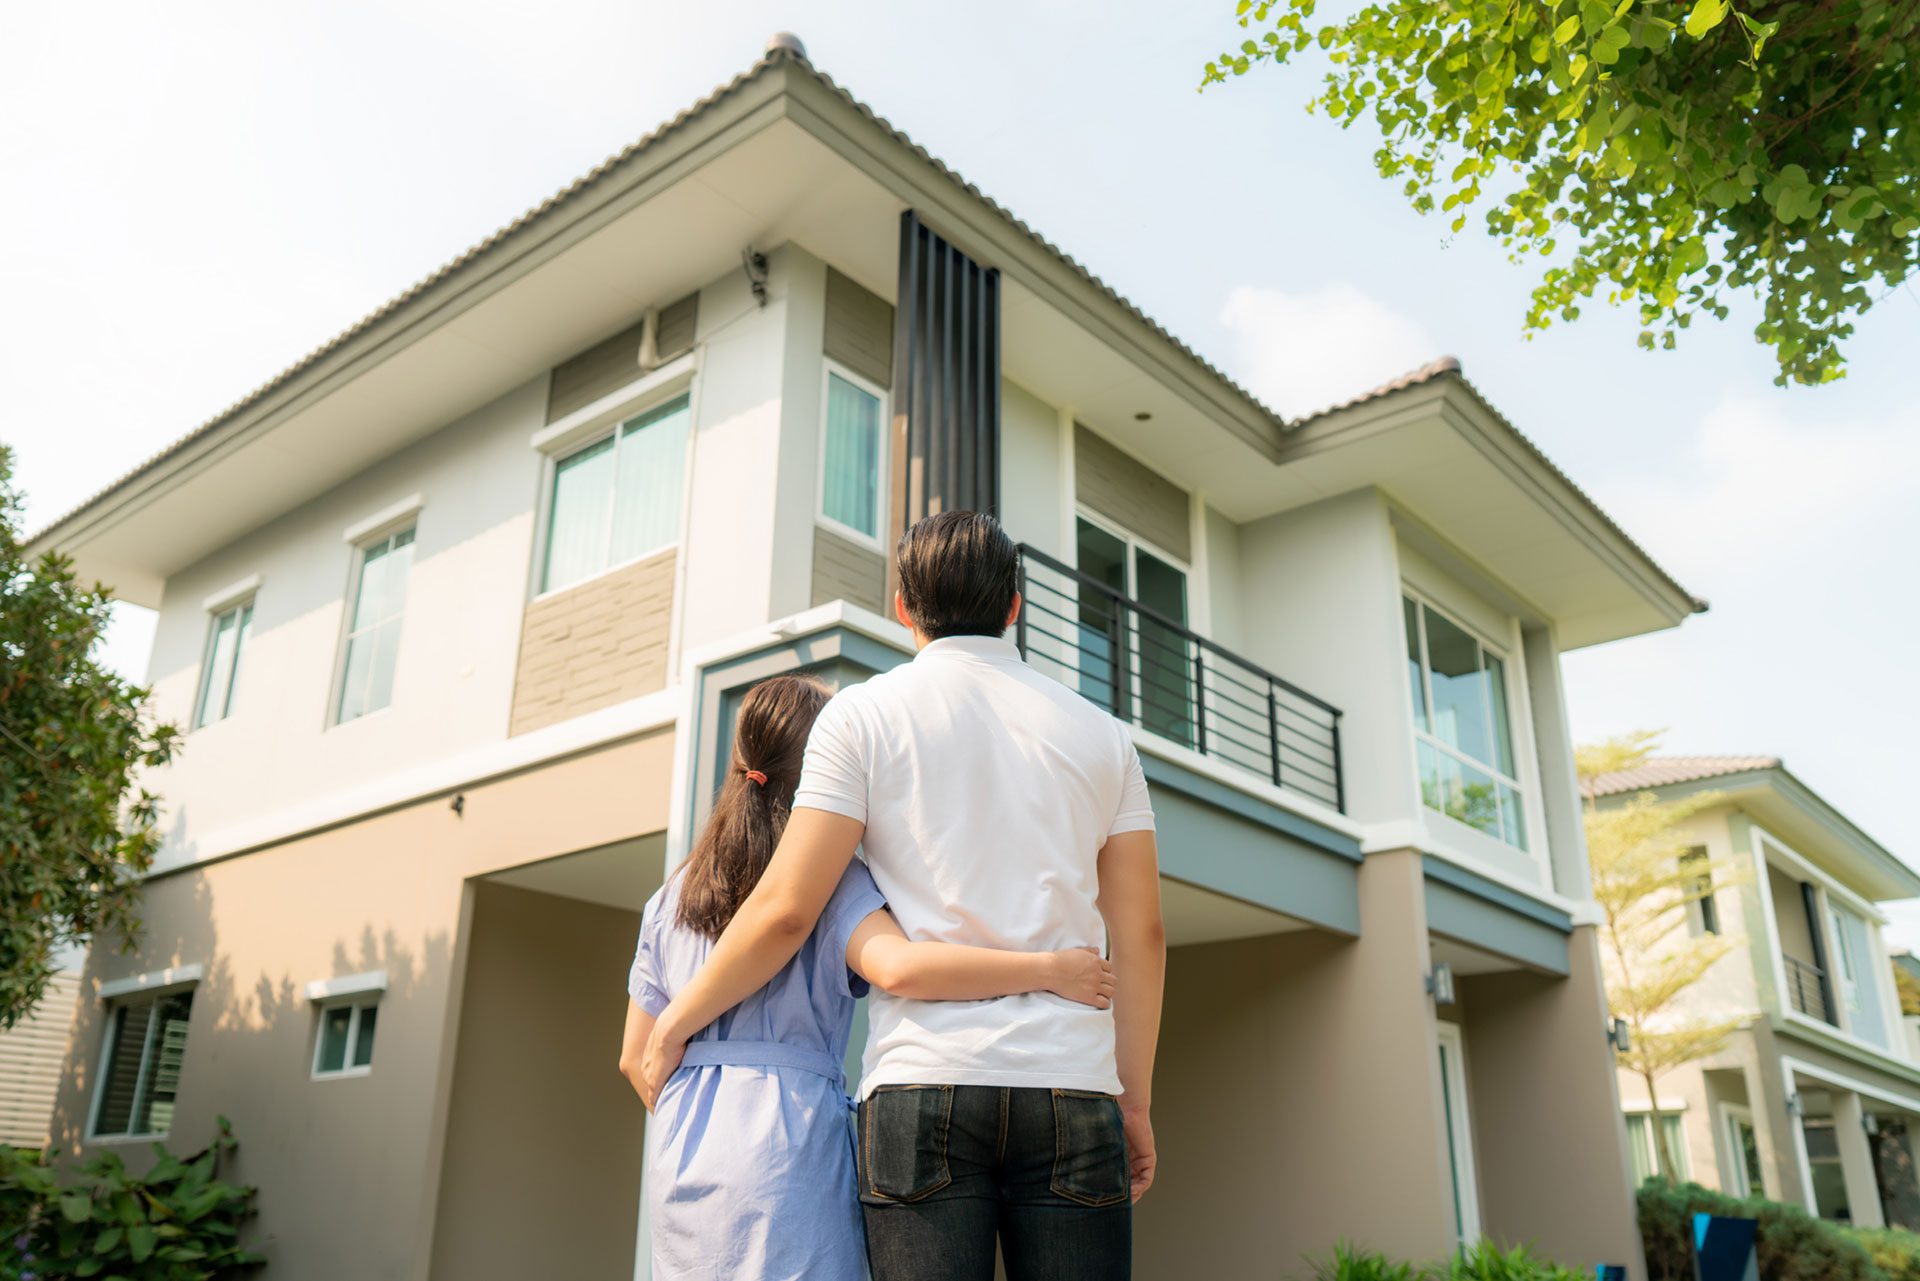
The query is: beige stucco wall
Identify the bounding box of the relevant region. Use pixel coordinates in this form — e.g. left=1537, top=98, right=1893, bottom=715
left=1137, top=851, right=1456, bottom=1275
left=1463, top=926, right=1646, bottom=1279
left=50, top=728, right=674, bottom=1281
left=428, top=882, right=645, bottom=1281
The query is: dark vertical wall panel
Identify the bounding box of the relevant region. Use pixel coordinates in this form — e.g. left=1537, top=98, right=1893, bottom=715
left=888, top=210, right=1002, bottom=567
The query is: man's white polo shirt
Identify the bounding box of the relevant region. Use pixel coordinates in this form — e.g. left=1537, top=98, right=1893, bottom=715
left=792, top=633, right=1155, bottom=1099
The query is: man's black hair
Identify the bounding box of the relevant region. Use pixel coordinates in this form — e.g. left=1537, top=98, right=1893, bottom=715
left=895, top=510, right=1019, bottom=640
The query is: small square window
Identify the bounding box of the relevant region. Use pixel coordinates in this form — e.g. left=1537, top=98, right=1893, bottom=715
left=313, top=999, right=379, bottom=1077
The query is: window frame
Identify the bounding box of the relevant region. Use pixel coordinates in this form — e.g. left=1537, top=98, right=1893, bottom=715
left=1718, top=1103, right=1764, bottom=1197
left=1435, top=1023, right=1481, bottom=1250
left=1681, top=846, right=1720, bottom=937
left=87, top=986, right=196, bottom=1143
left=329, top=520, right=419, bottom=728
left=190, top=596, right=255, bottom=730
left=1623, top=1106, right=1692, bottom=1182
left=310, top=996, right=380, bottom=1080
left=532, top=388, right=694, bottom=601
left=1401, top=587, right=1533, bottom=854
left=814, top=361, right=891, bottom=553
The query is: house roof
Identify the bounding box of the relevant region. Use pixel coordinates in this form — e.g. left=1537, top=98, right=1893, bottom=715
left=24, top=35, right=1700, bottom=640
left=1585, top=754, right=1920, bottom=902
left=26, top=39, right=1281, bottom=552
left=1583, top=754, right=1781, bottom=799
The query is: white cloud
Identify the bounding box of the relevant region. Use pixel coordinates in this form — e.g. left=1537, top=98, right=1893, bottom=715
left=1218, top=283, right=1439, bottom=418
left=1597, top=393, right=1920, bottom=582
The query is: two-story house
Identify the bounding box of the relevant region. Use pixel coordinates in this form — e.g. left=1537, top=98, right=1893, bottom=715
left=1587, top=756, right=1920, bottom=1229
left=29, top=37, right=1702, bottom=1280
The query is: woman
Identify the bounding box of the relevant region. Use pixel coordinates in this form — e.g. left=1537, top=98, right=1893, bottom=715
left=618, top=674, right=1115, bottom=1280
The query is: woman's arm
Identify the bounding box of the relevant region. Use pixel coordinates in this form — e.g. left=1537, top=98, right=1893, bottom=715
left=617, top=998, right=658, bottom=1102
left=845, top=910, right=1116, bottom=1007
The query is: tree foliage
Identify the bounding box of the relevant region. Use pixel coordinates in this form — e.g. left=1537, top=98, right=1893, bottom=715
left=1205, top=0, right=1920, bottom=386
left=0, top=445, right=177, bottom=1028
left=1581, top=730, right=1745, bottom=1180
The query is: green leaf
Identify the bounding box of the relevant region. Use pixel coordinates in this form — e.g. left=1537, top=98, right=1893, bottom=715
left=128, top=1222, right=157, bottom=1262
left=60, top=1190, right=94, bottom=1222
left=1553, top=14, right=1580, bottom=44
left=1683, top=0, right=1727, bottom=38
left=95, top=1225, right=125, bottom=1253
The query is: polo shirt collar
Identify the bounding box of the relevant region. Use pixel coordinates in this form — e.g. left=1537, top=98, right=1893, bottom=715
left=916, top=634, right=1021, bottom=664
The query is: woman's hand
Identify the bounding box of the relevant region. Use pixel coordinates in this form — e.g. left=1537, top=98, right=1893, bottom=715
left=1044, top=946, right=1117, bottom=1009
left=637, top=1015, right=689, bottom=1111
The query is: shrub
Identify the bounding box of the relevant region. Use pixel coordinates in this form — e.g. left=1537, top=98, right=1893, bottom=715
left=1850, top=1226, right=1920, bottom=1281
left=1312, top=1241, right=1585, bottom=1281
left=0, top=1118, right=263, bottom=1280
left=1636, top=1179, right=1881, bottom=1281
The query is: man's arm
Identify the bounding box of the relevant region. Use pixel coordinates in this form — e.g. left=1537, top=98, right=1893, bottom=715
left=636, top=807, right=865, bottom=1107
left=1096, top=828, right=1165, bottom=1203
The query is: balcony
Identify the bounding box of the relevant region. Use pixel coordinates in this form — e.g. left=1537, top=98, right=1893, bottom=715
left=1014, top=543, right=1346, bottom=813
left=1784, top=953, right=1838, bottom=1025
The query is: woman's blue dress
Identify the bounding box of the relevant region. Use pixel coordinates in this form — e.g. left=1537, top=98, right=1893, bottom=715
left=629, top=861, right=885, bottom=1281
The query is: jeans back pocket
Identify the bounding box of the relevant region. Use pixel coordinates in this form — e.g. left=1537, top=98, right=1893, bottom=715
left=1049, top=1089, right=1129, bottom=1208
left=860, top=1084, right=955, bottom=1203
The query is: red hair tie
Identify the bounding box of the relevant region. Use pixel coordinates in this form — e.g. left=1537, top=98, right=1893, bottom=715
left=743, top=769, right=768, bottom=787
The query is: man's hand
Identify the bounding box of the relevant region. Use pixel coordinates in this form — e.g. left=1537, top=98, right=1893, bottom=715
left=638, top=1019, right=688, bottom=1111
left=1121, top=1098, right=1156, bottom=1203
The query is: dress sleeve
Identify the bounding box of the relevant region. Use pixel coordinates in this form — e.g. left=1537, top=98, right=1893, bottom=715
left=1108, top=727, right=1156, bottom=837
left=626, top=891, right=672, bottom=1017
left=791, top=690, right=871, bottom=824
left=818, top=859, right=888, bottom=1000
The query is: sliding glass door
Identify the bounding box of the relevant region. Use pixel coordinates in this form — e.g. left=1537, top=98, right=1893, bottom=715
left=1073, top=515, right=1192, bottom=746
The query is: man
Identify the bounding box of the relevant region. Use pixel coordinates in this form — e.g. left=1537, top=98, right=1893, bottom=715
left=639, top=510, right=1166, bottom=1280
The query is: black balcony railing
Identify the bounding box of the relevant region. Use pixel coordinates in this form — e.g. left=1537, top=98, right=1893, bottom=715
left=1014, top=543, right=1346, bottom=813
left=1784, top=954, right=1837, bottom=1025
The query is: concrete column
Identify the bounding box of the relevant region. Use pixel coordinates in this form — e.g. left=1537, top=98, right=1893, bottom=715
left=1833, top=1091, right=1886, bottom=1228
left=1133, top=848, right=1456, bottom=1276
left=1461, top=926, right=1647, bottom=1280
left=1750, top=1028, right=1816, bottom=1211
left=1740, top=1057, right=1784, bottom=1200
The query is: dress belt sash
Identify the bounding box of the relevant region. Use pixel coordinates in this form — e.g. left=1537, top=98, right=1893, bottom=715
left=678, top=1040, right=846, bottom=1084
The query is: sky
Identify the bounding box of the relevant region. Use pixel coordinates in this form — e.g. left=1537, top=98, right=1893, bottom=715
left=4, top=3, right=1917, bottom=934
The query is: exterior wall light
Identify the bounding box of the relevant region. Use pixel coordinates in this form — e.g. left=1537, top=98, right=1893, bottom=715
left=1865, top=1113, right=1881, bottom=1136
left=1607, top=1018, right=1632, bottom=1052
left=1786, top=1093, right=1804, bottom=1117
left=1426, top=962, right=1456, bottom=1006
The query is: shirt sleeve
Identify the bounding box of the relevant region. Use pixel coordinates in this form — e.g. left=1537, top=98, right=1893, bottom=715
left=818, top=859, right=888, bottom=1000
left=791, top=689, right=871, bottom=824
left=1109, top=728, right=1156, bottom=837
left=626, top=891, right=672, bottom=1017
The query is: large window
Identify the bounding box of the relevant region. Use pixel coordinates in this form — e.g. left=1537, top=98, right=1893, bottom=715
left=1404, top=594, right=1527, bottom=850
left=191, top=599, right=253, bottom=729
left=819, top=369, right=885, bottom=544
left=1827, top=902, right=1889, bottom=1048
left=541, top=393, right=691, bottom=593
left=91, top=989, right=194, bottom=1139
left=1681, top=846, right=1720, bottom=936
left=1075, top=515, right=1193, bottom=747
left=336, top=525, right=416, bottom=725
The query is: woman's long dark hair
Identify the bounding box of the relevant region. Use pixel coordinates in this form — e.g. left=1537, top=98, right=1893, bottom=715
left=675, top=674, right=833, bottom=940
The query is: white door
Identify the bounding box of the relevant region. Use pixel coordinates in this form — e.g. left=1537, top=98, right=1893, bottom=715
left=1436, top=1024, right=1481, bottom=1248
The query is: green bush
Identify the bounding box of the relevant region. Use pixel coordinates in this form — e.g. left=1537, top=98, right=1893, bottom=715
left=1312, top=1241, right=1585, bottom=1281
left=1636, top=1179, right=1881, bottom=1281
left=1850, top=1226, right=1920, bottom=1281
left=0, top=1119, right=263, bottom=1280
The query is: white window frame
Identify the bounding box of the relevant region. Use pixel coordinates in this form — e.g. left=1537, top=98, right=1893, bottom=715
left=329, top=520, right=419, bottom=728
left=310, top=996, right=379, bottom=1080
left=191, top=595, right=255, bottom=730
left=1680, top=845, right=1720, bottom=938
left=815, top=361, right=890, bottom=552
left=1719, top=1102, right=1764, bottom=1197
left=530, top=384, right=695, bottom=602
left=1071, top=507, right=1201, bottom=742
left=1623, top=1103, right=1692, bottom=1181
left=1436, top=1023, right=1481, bottom=1249
left=1402, top=587, right=1535, bottom=855
left=87, top=984, right=196, bottom=1143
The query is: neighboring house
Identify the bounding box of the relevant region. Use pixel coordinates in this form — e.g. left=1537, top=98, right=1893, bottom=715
left=0, top=969, right=83, bottom=1149
left=26, top=37, right=1702, bottom=1281
left=1893, top=950, right=1920, bottom=1059
left=1586, top=756, right=1920, bottom=1229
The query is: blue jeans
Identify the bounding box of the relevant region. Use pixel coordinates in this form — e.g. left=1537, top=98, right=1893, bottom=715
left=857, top=1084, right=1132, bottom=1280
